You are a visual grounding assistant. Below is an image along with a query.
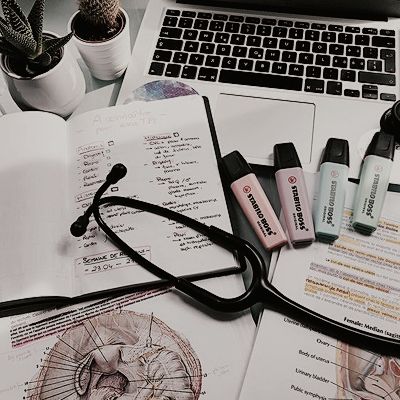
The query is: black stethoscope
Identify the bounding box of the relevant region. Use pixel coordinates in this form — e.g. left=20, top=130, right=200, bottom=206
left=71, top=139, right=400, bottom=356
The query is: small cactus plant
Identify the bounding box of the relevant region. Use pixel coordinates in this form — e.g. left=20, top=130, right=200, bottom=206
left=0, top=0, right=73, bottom=76
left=78, top=0, right=120, bottom=31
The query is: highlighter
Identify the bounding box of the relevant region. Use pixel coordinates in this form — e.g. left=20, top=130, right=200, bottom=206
left=352, top=131, right=395, bottom=235
left=221, top=151, right=287, bottom=251
left=274, top=142, right=315, bottom=246
left=314, top=138, right=349, bottom=243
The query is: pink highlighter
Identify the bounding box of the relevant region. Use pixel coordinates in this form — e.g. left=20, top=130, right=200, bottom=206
left=221, top=151, right=287, bottom=251
left=274, top=142, right=315, bottom=246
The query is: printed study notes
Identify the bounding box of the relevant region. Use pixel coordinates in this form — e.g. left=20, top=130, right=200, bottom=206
left=0, top=95, right=237, bottom=311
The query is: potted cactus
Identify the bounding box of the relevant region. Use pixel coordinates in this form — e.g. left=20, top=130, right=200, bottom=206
left=68, top=0, right=131, bottom=81
left=0, top=0, right=85, bottom=117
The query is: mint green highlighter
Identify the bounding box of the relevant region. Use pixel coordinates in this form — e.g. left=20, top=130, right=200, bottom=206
left=314, top=138, right=349, bottom=243
left=352, top=132, right=395, bottom=235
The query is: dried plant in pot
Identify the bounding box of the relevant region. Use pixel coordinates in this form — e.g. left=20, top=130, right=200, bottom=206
left=68, top=0, right=131, bottom=81
left=0, top=0, right=86, bottom=117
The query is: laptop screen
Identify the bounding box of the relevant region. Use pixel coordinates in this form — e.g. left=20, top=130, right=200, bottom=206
left=182, top=0, right=400, bottom=19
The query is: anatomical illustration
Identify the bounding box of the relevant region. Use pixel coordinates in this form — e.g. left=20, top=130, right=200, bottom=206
left=336, top=342, right=400, bottom=399
left=26, top=311, right=202, bottom=400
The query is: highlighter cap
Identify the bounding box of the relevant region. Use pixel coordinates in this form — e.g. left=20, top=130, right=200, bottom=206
left=321, top=138, right=349, bottom=166
left=221, top=150, right=252, bottom=185
left=365, top=131, right=395, bottom=160
left=274, top=142, right=302, bottom=170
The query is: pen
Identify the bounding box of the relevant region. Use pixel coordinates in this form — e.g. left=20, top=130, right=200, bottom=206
left=314, top=138, right=349, bottom=243
left=274, top=142, right=315, bottom=246
left=221, top=151, right=287, bottom=251
left=352, top=131, right=395, bottom=235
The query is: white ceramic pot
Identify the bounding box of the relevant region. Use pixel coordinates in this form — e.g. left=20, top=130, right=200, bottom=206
left=0, top=33, right=86, bottom=117
left=68, top=8, right=131, bottom=81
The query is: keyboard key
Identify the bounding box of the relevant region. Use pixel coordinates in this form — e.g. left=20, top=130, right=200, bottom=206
left=214, top=13, right=228, bottom=21
left=153, top=50, right=172, bottom=62
left=295, top=21, right=310, bottom=29
left=380, top=93, right=396, bottom=101
left=359, top=71, right=396, bottom=85
left=372, top=36, right=396, bottom=48
left=156, top=38, right=183, bottom=51
left=246, top=16, right=261, bottom=24
left=272, top=62, right=287, bottom=74
left=173, top=52, right=188, bottom=63
left=149, top=62, right=165, bottom=75
left=279, top=19, right=293, bottom=27
left=229, top=15, right=244, bottom=22
left=344, top=89, right=360, bottom=97
left=182, top=11, right=196, bottom=17
left=381, top=49, right=396, bottom=73
left=345, top=26, right=360, bottom=33
left=362, top=27, right=378, bottom=35
left=181, top=65, right=197, bottom=79
left=380, top=29, right=395, bottom=36
left=282, top=51, right=297, bottom=62
left=247, top=36, right=262, bottom=47
left=312, top=42, right=327, bottom=53
left=160, top=27, right=183, bottom=39
left=288, top=64, right=304, bottom=76
left=238, top=59, right=254, bottom=70
left=198, top=67, right=218, bottom=81
left=205, top=55, right=221, bottom=67
left=183, top=29, right=198, bottom=40
left=232, top=46, right=247, bottom=57
left=231, top=34, right=246, bottom=45
left=341, top=69, right=356, bottom=81
left=166, top=9, right=180, bottom=16
left=174, top=60, right=190, bottom=76
left=328, top=24, right=343, bottom=32
left=296, top=41, right=311, bottom=52
left=194, top=19, right=209, bottom=30
left=315, top=54, right=330, bottom=66
left=209, top=20, right=225, bottom=31
left=329, top=44, right=344, bottom=55
left=184, top=41, right=199, bottom=52
left=200, top=42, right=215, bottom=54
left=350, top=58, right=365, bottom=69
left=363, top=47, right=378, bottom=58
left=225, top=22, right=240, bottom=33
left=362, top=84, right=378, bottom=99
left=255, top=60, right=270, bottom=72
left=265, top=49, right=280, bottom=61
left=198, top=12, right=212, bottom=19
left=199, top=31, right=214, bottom=41
left=263, top=37, right=278, bottom=48
left=241, top=23, right=256, bottom=35
left=367, top=59, right=382, bottom=72
left=289, top=28, right=304, bottom=39
left=333, top=56, right=347, bottom=68
left=321, top=31, right=336, bottom=42
left=219, top=69, right=303, bottom=90
left=257, top=25, right=272, bottom=36
left=326, top=81, right=342, bottom=95
left=305, top=30, right=320, bottom=41
left=338, top=33, right=353, bottom=44
left=189, top=54, right=204, bottom=65
left=178, top=18, right=193, bottom=29
left=222, top=57, right=237, bottom=69
left=355, top=35, right=370, bottom=45
left=299, top=53, right=314, bottom=64
left=262, top=18, right=277, bottom=25
left=215, top=32, right=230, bottom=43
left=311, top=23, right=326, bottom=30
left=163, top=16, right=178, bottom=27
left=249, top=47, right=264, bottom=59
left=273, top=27, right=288, bottom=37
left=279, top=39, right=294, bottom=50
left=306, top=65, right=321, bottom=78
left=346, top=46, right=361, bottom=57
left=323, top=67, right=338, bottom=80
left=304, top=78, right=324, bottom=93
left=216, top=44, right=231, bottom=56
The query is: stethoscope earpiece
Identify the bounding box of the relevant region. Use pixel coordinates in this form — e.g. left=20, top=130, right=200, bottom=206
left=380, top=100, right=400, bottom=142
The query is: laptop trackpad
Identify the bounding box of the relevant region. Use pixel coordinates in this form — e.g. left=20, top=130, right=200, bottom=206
left=215, top=94, right=315, bottom=165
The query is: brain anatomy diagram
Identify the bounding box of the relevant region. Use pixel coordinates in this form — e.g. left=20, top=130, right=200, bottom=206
left=26, top=311, right=202, bottom=400
left=336, top=343, right=400, bottom=399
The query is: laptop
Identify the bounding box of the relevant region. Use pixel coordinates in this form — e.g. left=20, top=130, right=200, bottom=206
left=117, top=0, right=400, bottom=180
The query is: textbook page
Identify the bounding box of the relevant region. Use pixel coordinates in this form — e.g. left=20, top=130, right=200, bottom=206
left=273, top=181, right=400, bottom=340
left=0, top=275, right=256, bottom=400
left=239, top=308, right=400, bottom=400
left=66, top=96, right=236, bottom=296
left=0, top=112, right=71, bottom=303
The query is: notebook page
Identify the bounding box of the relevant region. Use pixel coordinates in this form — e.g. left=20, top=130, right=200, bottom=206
left=0, top=112, right=71, bottom=302
left=66, top=95, right=236, bottom=296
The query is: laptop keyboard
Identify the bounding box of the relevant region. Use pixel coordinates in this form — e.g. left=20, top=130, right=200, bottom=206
left=149, top=9, right=397, bottom=101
